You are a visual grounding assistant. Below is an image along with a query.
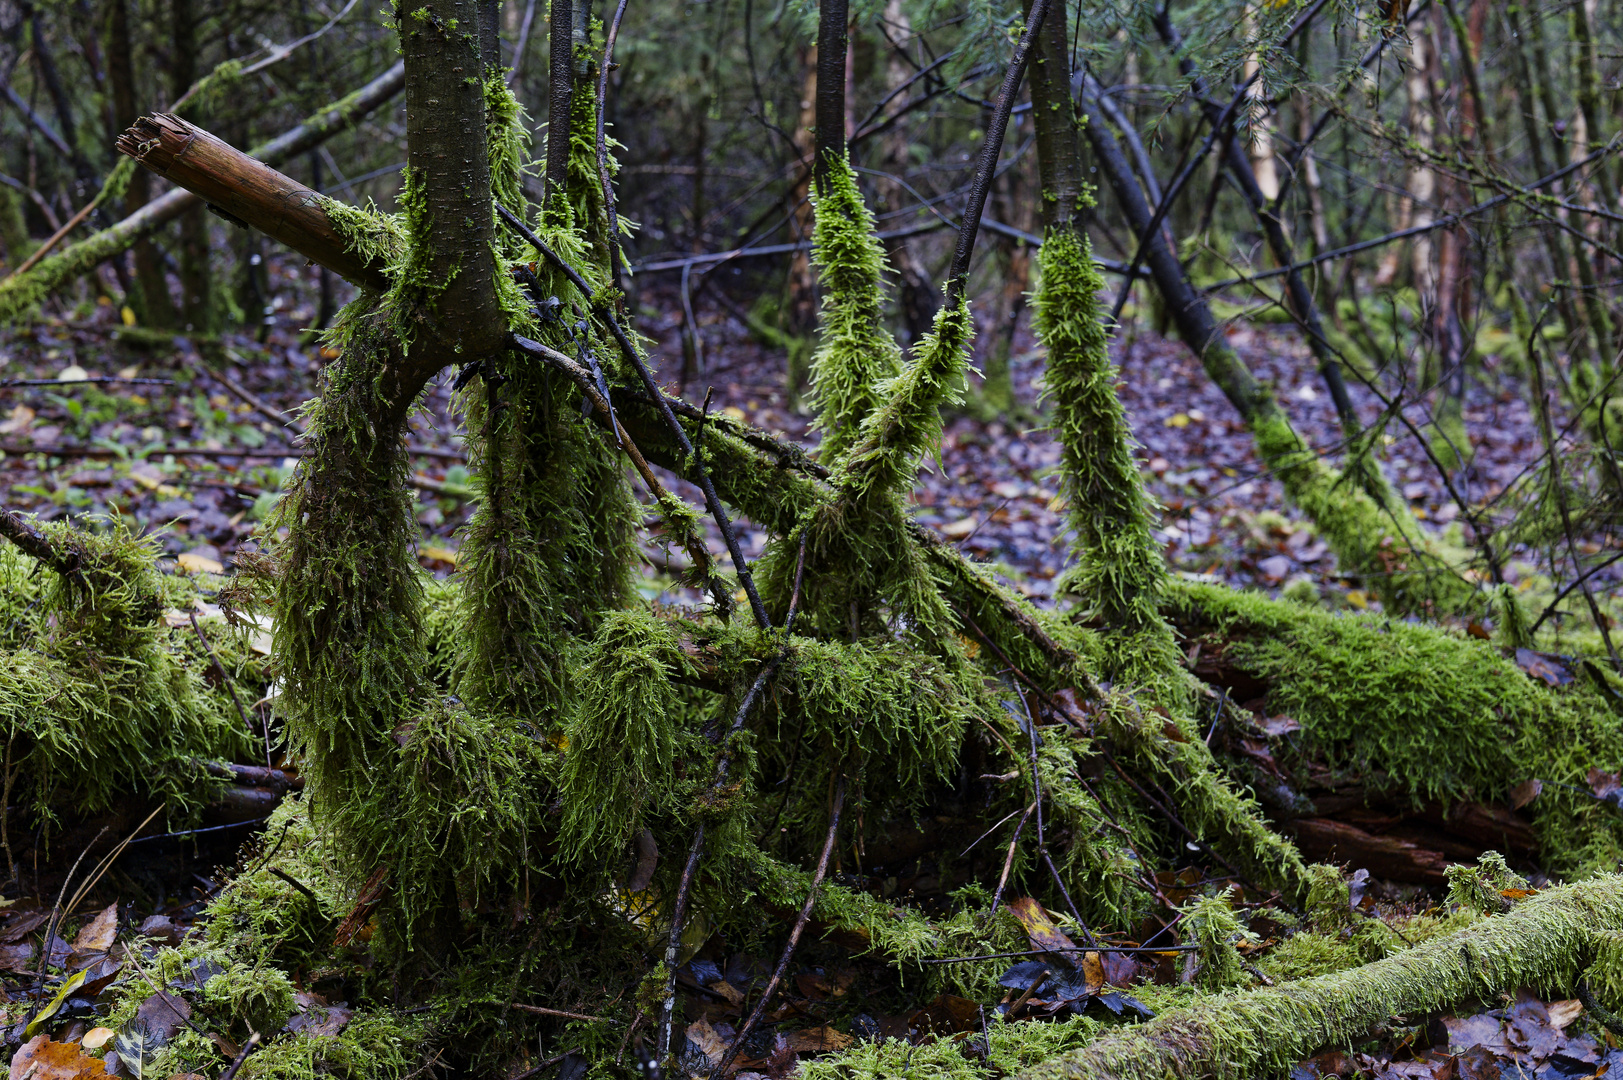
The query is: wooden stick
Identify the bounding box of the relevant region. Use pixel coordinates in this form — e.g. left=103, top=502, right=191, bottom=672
left=116, top=114, right=390, bottom=292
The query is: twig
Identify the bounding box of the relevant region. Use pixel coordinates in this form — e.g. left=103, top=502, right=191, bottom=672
left=188, top=610, right=269, bottom=768
left=919, top=944, right=1199, bottom=964
left=181, top=355, right=303, bottom=436
left=1, top=377, right=173, bottom=387
left=507, top=0, right=540, bottom=87
left=595, top=0, right=631, bottom=289
left=0, top=505, right=78, bottom=580
left=508, top=1003, right=606, bottom=1023
left=943, top=0, right=1052, bottom=302
left=498, top=203, right=770, bottom=629
left=711, top=775, right=847, bottom=1080
left=990, top=802, right=1036, bottom=913
left=266, top=867, right=324, bottom=913
left=218, top=1032, right=262, bottom=1080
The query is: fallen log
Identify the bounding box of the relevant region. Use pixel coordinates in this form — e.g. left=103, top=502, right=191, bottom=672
left=1017, top=873, right=1623, bottom=1080
left=0, top=60, right=403, bottom=321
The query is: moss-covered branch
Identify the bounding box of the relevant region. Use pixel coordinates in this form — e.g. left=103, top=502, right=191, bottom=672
left=1019, top=875, right=1623, bottom=1080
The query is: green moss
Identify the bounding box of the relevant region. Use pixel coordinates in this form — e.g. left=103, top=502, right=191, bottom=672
left=0, top=521, right=253, bottom=834
left=1250, top=409, right=1479, bottom=617
left=806, top=154, right=905, bottom=466
left=1173, top=582, right=1623, bottom=875
left=1447, top=851, right=1529, bottom=914
left=1018, top=875, right=1623, bottom=1080
left=235, top=1011, right=426, bottom=1080
left=204, top=965, right=298, bottom=1034
left=1181, top=890, right=1248, bottom=991
left=558, top=611, right=694, bottom=860
left=1034, top=226, right=1166, bottom=631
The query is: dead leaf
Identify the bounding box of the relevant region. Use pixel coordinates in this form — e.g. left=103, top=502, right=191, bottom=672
left=682, top=1017, right=728, bottom=1069
left=1007, top=897, right=1077, bottom=955
left=908, top=994, right=981, bottom=1035
left=1547, top=999, right=1583, bottom=1029
left=1509, top=779, right=1543, bottom=810
left=940, top=517, right=978, bottom=538
left=0, top=943, right=32, bottom=973
left=1443, top=1013, right=1510, bottom=1055
left=133, top=989, right=193, bottom=1045
left=1100, top=951, right=1140, bottom=988
left=1454, top=1045, right=1502, bottom=1080
left=1516, top=648, right=1574, bottom=688
left=175, top=551, right=224, bottom=575
left=0, top=911, right=50, bottom=943
left=0, top=405, right=35, bottom=435
left=285, top=1002, right=353, bottom=1038
left=71, top=904, right=118, bottom=955
left=1080, top=951, right=1105, bottom=993
left=784, top=1027, right=852, bottom=1053
left=1587, top=768, right=1623, bottom=807
left=7, top=1036, right=110, bottom=1079
left=1259, top=715, right=1302, bottom=737
left=1467, top=622, right=1492, bottom=640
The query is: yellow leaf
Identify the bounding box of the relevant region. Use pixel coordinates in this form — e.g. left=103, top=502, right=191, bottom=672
left=1164, top=413, right=1190, bottom=428
left=940, top=516, right=978, bottom=537
left=56, top=365, right=88, bottom=383
left=722, top=405, right=746, bottom=421
left=176, top=552, right=224, bottom=575
left=419, top=545, right=459, bottom=565
left=25, top=968, right=88, bottom=1037
left=1345, top=590, right=1369, bottom=610
left=120, top=306, right=137, bottom=327
left=117, top=366, right=140, bottom=379
left=71, top=903, right=118, bottom=954
left=0, top=404, right=35, bottom=435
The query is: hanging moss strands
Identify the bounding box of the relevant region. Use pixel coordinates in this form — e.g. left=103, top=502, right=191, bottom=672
left=805, top=154, right=905, bottom=466
left=1034, top=226, right=1166, bottom=633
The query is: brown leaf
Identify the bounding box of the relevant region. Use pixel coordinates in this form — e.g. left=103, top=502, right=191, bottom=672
left=1100, top=951, right=1140, bottom=988
left=1007, top=897, right=1077, bottom=955
left=1259, top=715, right=1302, bottom=737
left=7, top=1036, right=110, bottom=1080
left=1587, top=769, right=1623, bottom=806
left=70, top=905, right=117, bottom=955
left=1466, top=622, right=1492, bottom=640
left=784, top=1027, right=852, bottom=1054
left=1516, top=649, right=1574, bottom=688
left=1509, top=779, right=1543, bottom=810
left=0, top=942, right=32, bottom=974
left=134, top=990, right=193, bottom=1044
left=1080, top=951, right=1105, bottom=993
left=1547, top=999, right=1583, bottom=1029
left=908, top=994, right=981, bottom=1035
left=0, top=911, right=49, bottom=944
left=683, top=1017, right=729, bottom=1068
left=1454, top=1046, right=1502, bottom=1080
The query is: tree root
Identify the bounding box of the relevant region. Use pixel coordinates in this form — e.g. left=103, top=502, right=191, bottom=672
left=1017, top=875, right=1623, bottom=1080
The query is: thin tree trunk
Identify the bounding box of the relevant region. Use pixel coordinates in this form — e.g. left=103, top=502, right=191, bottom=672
left=105, top=0, right=176, bottom=326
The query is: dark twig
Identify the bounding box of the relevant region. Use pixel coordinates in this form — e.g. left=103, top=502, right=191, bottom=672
left=266, top=867, right=324, bottom=912
left=0, top=505, right=78, bottom=580
left=188, top=610, right=270, bottom=768
left=944, top=0, right=1052, bottom=303
left=919, top=944, right=1199, bottom=964
left=711, top=775, right=847, bottom=1080
left=509, top=1003, right=607, bottom=1023
left=218, top=1032, right=262, bottom=1080
left=498, top=202, right=771, bottom=629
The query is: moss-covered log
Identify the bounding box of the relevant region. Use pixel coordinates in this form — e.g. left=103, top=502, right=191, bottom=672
left=1018, top=875, right=1623, bottom=1080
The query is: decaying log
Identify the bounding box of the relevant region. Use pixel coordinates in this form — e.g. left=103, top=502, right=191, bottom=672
left=117, top=114, right=390, bottom=292
left=1018, top=874, right=1623, bottom=1080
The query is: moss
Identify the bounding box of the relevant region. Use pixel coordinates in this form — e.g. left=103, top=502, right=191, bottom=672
left=1250, top=409, right=1479, bottom=617
left=558, top=611, right=694, bottom=860
left=805, top=154, right=905, bottom=466
left=202, top=798, right=338, bottom=968
left=1034, top=226, right=1166, bottom=631
left=204, top=965, right=298, bottom=1035
left=0, top=520, right=253, bottom=833
left=235, top=1011, right=426, bottom=1080
left=1018, top=875, right=1623, bottom=1080
left=1173, top=582, right=1623, bottom=875
left=1447, top=851, right=1529, bottom=915
left=1181, top=890, right=1248, bottom=991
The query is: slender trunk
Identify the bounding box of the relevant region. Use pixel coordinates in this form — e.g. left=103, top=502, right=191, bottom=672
left=170, top=0, right=214, bottom=331
left=545, top=0, right=573, bottom=202
left=105, top=0, right=176, bottom=326
left=876, top=0, right=937, bottom=345
left=813, top=0, right=848, bottom=193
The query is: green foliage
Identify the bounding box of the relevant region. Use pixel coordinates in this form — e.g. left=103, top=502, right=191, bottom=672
left=1179, top=891, right=1246, bottom=991
left=1447, top=851, right=1529, bottom=915
left=0, top=521, right=252, bottom=832
left=558, top=611, right=693, bottom=860
left=806, top=154, right=905, bottom=465
left=202, top=798, right=339, bottom=968
left=1034, top=226, right=1166, bottom=631
left=1018, top=875, right=1623, bottom=1080
left=1174, top=582, right=1623, bottom=875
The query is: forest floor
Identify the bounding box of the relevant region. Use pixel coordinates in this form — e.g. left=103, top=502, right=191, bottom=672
left=0, top=260, right=1613, bottom=1080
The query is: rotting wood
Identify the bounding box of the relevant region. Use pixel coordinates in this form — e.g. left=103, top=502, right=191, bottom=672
left=116, top=113, right=389, bottom=292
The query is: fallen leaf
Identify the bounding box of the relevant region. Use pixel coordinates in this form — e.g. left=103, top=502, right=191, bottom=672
left=1509, top=779, right=1543, bottom=810
left=1080, top=951, right=1105, bottom=993
left=1007, top=897, right=1077, bottom=955
left=71, top=904, right=118, bottom=955
left=0, top=943, right=32, bottom=973
left=25, top=969, right=88, bottom=1038
left=1259, top=715, right=1302, bottom=737
left=1587, top=768, right=1623, bottom=808
left=0, top=405, right=34, bottom=435
left=1547, top=999, right=1583, bottom=1029
left=419, top=545, right=459, bottom=565
left=0, top=911, right=50, bottom=943
left=285, top=1002, right=353, bottom=1038
left=1345, top=590, right=1369, bottom=610
left=1516, top=648, right=1574, bottom=688
left=1467, top=622, right=1492, bottom=640
left=7, top=1035, right=110, bottom=1079
left=175, top=552, right=224, bottom=575
left=908, top=995, right=981, bottom=1035
left=784, top=1027, right=852, bottom=1053
left=1100, top=951, right=1140, bottom=988
left=682, top=1017, right=728, bottom=1069
left=132, top=989, right=193, bottom=1045
left=940, top=517, right=978, bottom=538
left=56, top=366, right=88, bottom=383
left=1164, top=413, right=1190, bottom=428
